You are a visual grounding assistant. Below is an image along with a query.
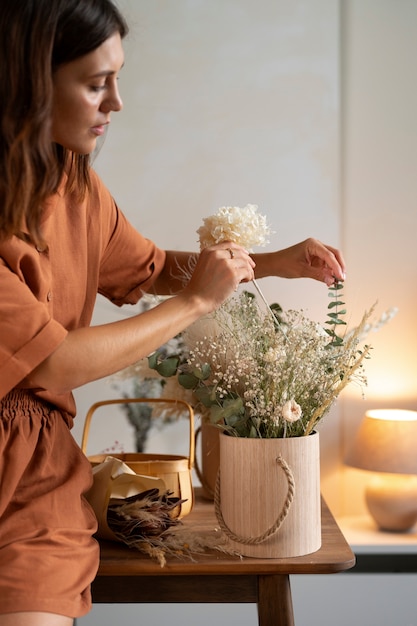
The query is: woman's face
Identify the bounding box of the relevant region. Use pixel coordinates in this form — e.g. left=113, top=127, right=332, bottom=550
left=51, top=32, right=124, bottom=155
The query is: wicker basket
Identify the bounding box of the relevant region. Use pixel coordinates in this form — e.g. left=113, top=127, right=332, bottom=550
left=81, top=397, right=195, bottom=519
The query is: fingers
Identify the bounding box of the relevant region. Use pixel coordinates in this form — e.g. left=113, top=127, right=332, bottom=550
left=320, top=244, right=346, bottom=280
left=219, top=241, right=256, bottom=269
left=225, top=243, right=256, bottom=286
left=191, top=242, right=255, bottom=305
left=306, top=238, right=346, bottom=284
left=229, top=247, right=254, bottom=288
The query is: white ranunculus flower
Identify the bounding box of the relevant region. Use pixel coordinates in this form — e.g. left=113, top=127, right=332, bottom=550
left=197, top=204, right=272, bottom=251
left=282, top=399, right=303, bottom=423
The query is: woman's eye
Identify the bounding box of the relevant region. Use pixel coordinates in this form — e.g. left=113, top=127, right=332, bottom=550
left=90, top=84, right=106, bottom=93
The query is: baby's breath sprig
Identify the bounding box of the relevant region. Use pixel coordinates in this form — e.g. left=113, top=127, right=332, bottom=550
left=130, top=209, right=397, bottom=439
left=145, top=288, right=395, bottom=438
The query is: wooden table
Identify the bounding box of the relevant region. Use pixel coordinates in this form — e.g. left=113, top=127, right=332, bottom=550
left=92, top=492, right=355, bottom=626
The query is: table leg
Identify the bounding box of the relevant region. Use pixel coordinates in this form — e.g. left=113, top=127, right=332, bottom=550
left=257, top=574, right=295, bottom=626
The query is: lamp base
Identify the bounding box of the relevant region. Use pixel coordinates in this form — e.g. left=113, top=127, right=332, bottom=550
left=365, top=474, right=417, bottom=532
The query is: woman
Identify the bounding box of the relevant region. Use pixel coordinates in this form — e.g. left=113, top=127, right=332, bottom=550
left=0, top=1, right=346, bottom=624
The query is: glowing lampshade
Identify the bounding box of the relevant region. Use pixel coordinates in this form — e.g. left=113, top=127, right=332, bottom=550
left=346, top=409, right=417, bottom=532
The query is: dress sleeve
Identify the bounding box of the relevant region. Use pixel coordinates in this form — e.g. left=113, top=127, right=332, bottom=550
left=0, top=254, right=67, bottom=399
left=92, top=176, right=166, bottom=306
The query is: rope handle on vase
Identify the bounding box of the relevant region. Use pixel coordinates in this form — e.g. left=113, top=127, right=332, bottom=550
left=214, top=454, right=295, bottom=546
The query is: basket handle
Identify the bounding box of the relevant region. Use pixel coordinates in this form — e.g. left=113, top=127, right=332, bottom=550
left=81, top=397, right=195, bottom=470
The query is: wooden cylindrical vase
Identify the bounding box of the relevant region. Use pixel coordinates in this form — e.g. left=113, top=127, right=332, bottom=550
left=216, top=431, right=321, bottom=558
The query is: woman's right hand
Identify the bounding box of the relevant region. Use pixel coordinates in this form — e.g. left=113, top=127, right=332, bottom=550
left=182, top=242, right=256, bottom=313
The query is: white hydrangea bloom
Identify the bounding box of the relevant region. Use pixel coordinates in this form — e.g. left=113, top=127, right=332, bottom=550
left=197, top=204, right=272, bottom=251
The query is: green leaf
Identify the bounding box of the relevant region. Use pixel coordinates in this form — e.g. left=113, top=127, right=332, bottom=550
left=178, top=372, right=199, bottom=389
left=155, top=356, right=180, bottom=377
left=328, top=300, right=345, bottom=309
left=326, top=313, right=347, bottom=323
left=201, top=363, right=211, bottom=379
left=192, top=363, right=211, bottom=380
left=328, top=282, right=344, bottom=293
left=147, top=352, right=158, bottom=369
left=326, top=312, right=338, bottom=320
left=221, top=397, right=244, bottom=418
left=194, top=385, right=218, bottom=407
left=209, top=405, right=224, bottom=424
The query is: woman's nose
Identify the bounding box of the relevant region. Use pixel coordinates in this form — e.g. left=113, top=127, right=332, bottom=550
left=102, top=82, right=123, bottom=113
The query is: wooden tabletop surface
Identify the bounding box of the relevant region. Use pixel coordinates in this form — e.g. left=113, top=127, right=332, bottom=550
left=96, top=491, right=356, bottom=578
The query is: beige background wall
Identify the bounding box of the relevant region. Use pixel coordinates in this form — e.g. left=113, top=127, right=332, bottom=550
left=72, top=0, right=417, bottom=522
left=340, top=0, right=417, bottom=515
left=77, top=1, right=417, bottom=625
left=73, top=0, right=343, bottom=507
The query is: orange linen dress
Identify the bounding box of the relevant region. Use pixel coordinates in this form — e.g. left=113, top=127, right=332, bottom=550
left=0, top=169, right=166, bottom=617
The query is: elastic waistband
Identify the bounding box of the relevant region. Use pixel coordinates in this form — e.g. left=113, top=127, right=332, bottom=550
left=1, top=389, right=56, bottom=419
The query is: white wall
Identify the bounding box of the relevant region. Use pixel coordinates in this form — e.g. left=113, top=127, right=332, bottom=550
left=75, top=1, right=417, bottom=624
left=72, top=0, right=342, bottom=507
left=71, top=0, right=417, bottom=522
left=341, top=0, right=417, bottom=515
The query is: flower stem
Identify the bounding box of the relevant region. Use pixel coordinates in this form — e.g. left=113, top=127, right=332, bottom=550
left=252, top=279, right=286, bottom=337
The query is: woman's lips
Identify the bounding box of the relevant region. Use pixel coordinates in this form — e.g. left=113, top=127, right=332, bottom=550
left=91, top=125, right=106, bottom=136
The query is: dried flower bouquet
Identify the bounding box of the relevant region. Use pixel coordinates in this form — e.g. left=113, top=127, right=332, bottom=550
left=146, top=205, right=397, bottom=438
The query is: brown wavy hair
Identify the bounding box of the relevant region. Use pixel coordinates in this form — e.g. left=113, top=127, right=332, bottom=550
left=0, top=0, right=128, bottom=246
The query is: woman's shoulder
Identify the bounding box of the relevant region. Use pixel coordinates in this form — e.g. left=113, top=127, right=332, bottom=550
left=87, top=168, right=120, bottom=215
left=88, top=167, right=110, bottom=197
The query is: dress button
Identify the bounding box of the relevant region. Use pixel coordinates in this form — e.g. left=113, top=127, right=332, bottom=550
left=47, top=291, right=52, bottom=301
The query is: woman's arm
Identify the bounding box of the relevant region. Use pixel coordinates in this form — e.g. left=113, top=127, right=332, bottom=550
left=154, top=237, right=346, bottom=294
left=26, top=243, right=255, bottom=394
left=252, top=238, right=346, bottom=286
left=26, top=237, right=344, bottom=394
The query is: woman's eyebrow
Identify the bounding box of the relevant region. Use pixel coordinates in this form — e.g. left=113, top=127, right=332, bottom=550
left=89, top=67, right=123, bottom=78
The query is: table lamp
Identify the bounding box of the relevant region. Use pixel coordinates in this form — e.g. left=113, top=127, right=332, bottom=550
left=346, top=409, right=417, bottom=532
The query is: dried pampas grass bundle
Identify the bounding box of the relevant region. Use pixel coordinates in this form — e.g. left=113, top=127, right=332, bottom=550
left=107, top=487, right=236, bottom=567
left=108, top=488, right=183, bottom=538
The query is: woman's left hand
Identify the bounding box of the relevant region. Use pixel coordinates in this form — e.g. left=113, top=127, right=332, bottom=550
left=253, top=238, right=346, bottom=286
